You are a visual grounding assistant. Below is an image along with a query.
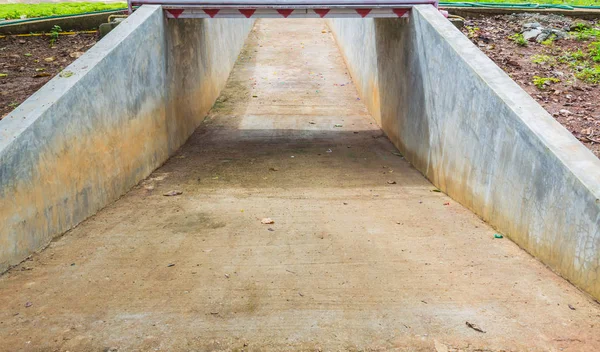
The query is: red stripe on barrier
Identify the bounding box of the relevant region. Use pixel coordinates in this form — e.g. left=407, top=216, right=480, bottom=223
left=355, top=9, right=371, bottom=17
left=276, top=9, right=294, bottom=18
left=239, top=9, right=256, bottom=18
left=166, top=9, right=185, bottom=18
left=393, top=8, right=408, bottom=17
left=313, top=9, right=330, bottom=18
left=203, top=9, right=220, bottom=18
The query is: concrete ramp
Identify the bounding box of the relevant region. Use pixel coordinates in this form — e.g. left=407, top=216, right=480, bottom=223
left=0, top=6, right=599, bottom=351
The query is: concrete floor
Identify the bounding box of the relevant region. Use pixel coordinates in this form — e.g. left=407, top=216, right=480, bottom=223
left=1, top=19, right=600, bottom=352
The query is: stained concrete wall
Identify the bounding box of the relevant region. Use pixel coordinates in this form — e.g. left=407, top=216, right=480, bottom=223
left=0, top=5, right=253, bottom=272
left=328, top=6, right=600, bottom=300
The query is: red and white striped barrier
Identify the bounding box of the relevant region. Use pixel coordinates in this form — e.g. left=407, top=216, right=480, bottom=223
left=162, top=8, right=411, bottom=19
left=128, top=0, right=439, bottom=18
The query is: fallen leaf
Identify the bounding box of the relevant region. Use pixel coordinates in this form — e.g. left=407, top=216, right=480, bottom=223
left=44, top=57, right=55, bottom=62
left=33, top=72, right=51, bottom=78
left=269, top=167, right=279, bottom=171
left=59, top=71, right=74, bottom=78
left=465, top=321, right=485, bottom=333
left=163, top=190, right=183, bottom=196
left=387, top=181, right=397, bottom=184
left=69, top=51, right=84, bottom=59
left=261, top=218, right=274, bottom=224
left=35, top=68, right=45, bottom=72
left=568, top=304, right=576, bottom=310
left=0, top=73, right=7, bottom=78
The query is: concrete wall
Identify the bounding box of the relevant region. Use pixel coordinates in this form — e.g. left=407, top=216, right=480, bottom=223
left=328, top=6, right=600, bottom=300
left=0, top=5, right=253, bottom=272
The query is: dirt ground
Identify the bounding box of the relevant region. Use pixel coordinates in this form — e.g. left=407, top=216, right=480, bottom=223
left=0, top=32, right=97, bottom=119
left=461, top=13, right=600, bottom=158
left=1, top=19, right=600, bottom=351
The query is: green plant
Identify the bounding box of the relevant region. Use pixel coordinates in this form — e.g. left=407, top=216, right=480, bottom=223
left=0, top=3, right=127, bottom=20
left=509, top=33, right=527, bottom=47
left=558, top=50, right=587, bottom=67
left=531, top=54, right=555, bottom=65
left=533, top=76, right=560, bottom=89
left=465, top=26, right=480, bottom=39
left=49, top=25, right=61, bottom=46
left=575, top=65, right=600, bottom=84
left=589, top=42, right=600, bottom=62
left=541, top=35, right=556, bottom=46
left=569, top=27, right=600, bottom=41
left=571, top=22, right=591, bottom=32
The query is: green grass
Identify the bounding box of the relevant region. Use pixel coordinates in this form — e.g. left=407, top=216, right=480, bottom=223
left=531, top=54, right=556, bottom=65
left=575, top=65, right=600, bottom=83
left=532, top=76, right=560, bottom=89
left=0, top=3, right=127, bottom=20
left=509, top=33, right=528, bottom=46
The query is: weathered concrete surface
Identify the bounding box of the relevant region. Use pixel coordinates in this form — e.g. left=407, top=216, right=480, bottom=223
left=1, top=19, right=600, bottom=351
left=0, top=5, right=253, bottom=272
left=328, top=6, right=600, bottom=300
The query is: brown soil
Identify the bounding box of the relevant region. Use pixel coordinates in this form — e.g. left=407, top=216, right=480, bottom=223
left=0, top=32, right=98, bottom=119
left=461, top=14, right=600, bottom=158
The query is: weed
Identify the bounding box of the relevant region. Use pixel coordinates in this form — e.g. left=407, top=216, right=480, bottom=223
left=49, top=25, right=61, bottom=46
left=531, top=54, right=555, bottom=65
left=558, top=50, right=587, bottom=67
left=569, top=27, right=600, bottom=41
left=571, top=22, right=591, bottom=32
left=575, top=65, right=600, bottom=84
left=541, top=35, right=556, bottom=46
left=533, top=76, right=560, bottom=89
left=509, top=33, right=527, bottom=46
left=465, top=26, right=480, bottom=39
left=589, top=42, right=600, bottom=62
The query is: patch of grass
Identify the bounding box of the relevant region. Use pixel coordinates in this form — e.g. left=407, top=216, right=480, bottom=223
left=575, top=65, right=600, bottom=84
left=531, top=54, right=556, bottom=65
left=49, top=25, right=61, bottom=46
left=558, top=50, right=588, bottom=68
left=509, top=33, right=528, bottom=46
left=540, top=35, right=556, bottom=46
left=465, top=26, right=480, bottom=39
left=0, top=2, right=126, bottom=20
left=533, top=76, right=560, bottom=89
left=571, top=22, right=591, bottom=31
left=569, top=27, right=600, bottom=41
left=590, top=42, right=600, bottom=62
